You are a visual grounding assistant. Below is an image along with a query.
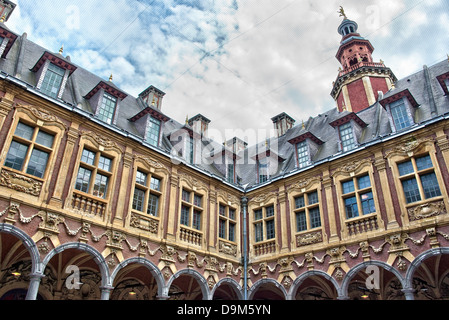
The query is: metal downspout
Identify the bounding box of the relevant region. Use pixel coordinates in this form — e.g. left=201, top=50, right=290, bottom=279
left=241, top=196, right=248, bottom=300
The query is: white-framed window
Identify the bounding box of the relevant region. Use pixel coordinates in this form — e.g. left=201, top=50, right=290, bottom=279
left=97, top=93, right=117, bottom=125
left=40, top=63, right=65, bottom=99
left=339, top=122, right=356, bottom=152
left=389, top=98, right=413, bottom=131
left=296, top=141, right=310, bottom=168
left=146, top=117, right=161, bottom=147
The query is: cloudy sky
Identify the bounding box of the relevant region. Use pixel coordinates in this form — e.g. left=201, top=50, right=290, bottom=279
left=6, top=0, right=449, bottom=140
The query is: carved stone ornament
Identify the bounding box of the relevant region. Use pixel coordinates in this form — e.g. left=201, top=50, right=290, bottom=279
left=332, top=158, right=372, bottom=177
left=130, top=213, right=159, bottom=234
left=218, top=240, right=237, bottom=256
left=80, top=130, right=122, bottom=153
left=288, top=176, right=321, bottom=191
left=17, top=104, right=67, bottom=130
left=385, top=137, right=434, bottom=158
left=296, top=231, right=323, bottom=247
left=0, top=168, right=42, bottom=196
left=407, top=200, right=446, bottom=221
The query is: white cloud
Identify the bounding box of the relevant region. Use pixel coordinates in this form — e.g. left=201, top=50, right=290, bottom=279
left=5, top=0, right=448, bottom=139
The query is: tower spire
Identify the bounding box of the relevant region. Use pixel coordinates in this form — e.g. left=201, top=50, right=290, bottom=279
left=330, top=8, right=397, bottom=113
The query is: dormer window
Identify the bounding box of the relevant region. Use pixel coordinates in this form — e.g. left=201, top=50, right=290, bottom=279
left=330, top=112, right=367, bottom=153
left=380, top=89, right=419, bottom=133
left=339, top=122, right=356, bottom=152
left=258, top=158, right=269, bottom=183
left=40, top=63, right=65, bottom=98
left=389, top=98, right=413, bottom=131
left=146, top=117, right=161, bottom=147
left=84, top=80, right=127, bottom=126
left=31, top=51, right=77, bottom=100
left=288, top=131, right=323, bottom=169
left=436, top=72, right=449, bottom=96
left=97, top=92, right=117, bottom=124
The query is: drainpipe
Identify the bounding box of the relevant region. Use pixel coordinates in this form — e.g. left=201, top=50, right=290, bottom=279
left=241, top=196, right=248, bottom=300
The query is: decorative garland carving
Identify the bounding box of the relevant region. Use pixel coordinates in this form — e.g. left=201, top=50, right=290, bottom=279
left=288, top=176, right=321, bottom=191
left=80, top=130, right=123, bottom=154
left=134, top=155, right=169, bottom=174
left=296, top=231, right=322, bottom=247
left=0, top=168, right=42, bottom=196
left=385, top=136, right=435, bottom=158
left=16, top=104, right=68, bottom=131
left=407, top=200, right=446, bottom=221
left=331, top=158, right=372, bottom=177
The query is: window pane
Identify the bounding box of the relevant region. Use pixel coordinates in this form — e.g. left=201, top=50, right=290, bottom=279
left=390, top=100, right=412, bottom=130
left=420, top=172, right=441, bottom=199
left=295, top=195, right=305, bottom=209
left=416, top=155, right=433, bottom=171
left=98, top=93, right=117, bottom=124
left=93, top=173, right=109, bottom=198
left=192, top=209, right=201, bottom=230
left=297, top=141, right=309, bottom=168
left=296, top=211, right=307, bottom=232
left=36, top=131, right=54, bottom=148
left=266, top=219, right=275, bottom=239
left=81, top=149, right=96, bottom=165
left=75, top=167, right=92, bottom=192
left=4, top=141, right=28, bottom=171
left=342, top=180, right=355, bottom=194
left=15, top=122, right=34, bottom=140
left=146, top=117, right=161, bottom=147
left=219, top=204, right=226, bottom=216
left=255, top=222, right=263, bottom=242
left=360, top=191, right=376, bottom=215
left=150, top=177, right=161, bottom=191
left=307, top=191, right=318, bottom=205
left=26, top=148, right=49, bottom=178
left=398, top=160, right=414, bottom=176
left=229, top=223, right=235, bottom=242
left=147, top=193, right=159, bottom=216
left=344, top=196, right=359, bottom=218
left=266, top=205, right=275, bottom=217
left=132, top=188, right=145, bottom=211
left=401, top=178, right=421, bottom=203
left=41, top=63, right=64, bottom=98
left=180, top=205, right=189, bottom=226
left=357, top=175, right=371, bottom=189
left=194, top=194, right=202, bottom=207
left=339, top=122, right=356, bottom=151
left=182, top=190, right=190, bottom=202
left=254, top=209, right=263, bottom=221
left=309, top=207, right=321, bottom=228
left=135, top=170, right=147, bottom=185
left=98, top=155, right=112, bottom=172
left=229, top=208, right=236, bottom=220
left=219, top=219, right=226, bottom=239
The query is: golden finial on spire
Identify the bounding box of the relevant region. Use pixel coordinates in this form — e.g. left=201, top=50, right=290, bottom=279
left=151, top=96, right=156, bottom=106
left=301, top=120, right=305, bottom=129
left=109, top=74, right=113, bottom=82
left=338, top=6, right=347, bottom=19
left=59, top=45, right=64, bottom=55
left=185, top=115, right=189, bottom=125
left=0, top=14, right=6, bottom=23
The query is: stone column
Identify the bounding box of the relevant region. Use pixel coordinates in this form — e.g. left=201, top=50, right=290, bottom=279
left=100, top=285, right=114, bottom=300
left=25, top=273, right=44, bottom=300
left=401, top=288, right=415, bottom=300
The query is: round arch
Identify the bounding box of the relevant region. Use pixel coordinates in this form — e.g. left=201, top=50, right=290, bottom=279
left=248, top=278, right=287, bottom=300
left=42, top=242, right=111, bottom=288
left=0, top=223, right=42, bottom=274
left=287, top=270, right=341, bottom=300
left=405, top=247, right=449, bottom=290
left=210, top=278, right=243, bottom=300
left=110, top=257, right=165, bottom=299
left=341, top=260, right=406, bottom=299
left=166, top=269, right=210, bottom=300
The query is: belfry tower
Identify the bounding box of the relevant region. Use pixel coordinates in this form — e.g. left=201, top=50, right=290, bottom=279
left=331, top=7, right=397, bottom=113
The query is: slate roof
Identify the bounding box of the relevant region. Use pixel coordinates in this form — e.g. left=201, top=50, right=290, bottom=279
left=0, top=22, right=448, bottom=192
